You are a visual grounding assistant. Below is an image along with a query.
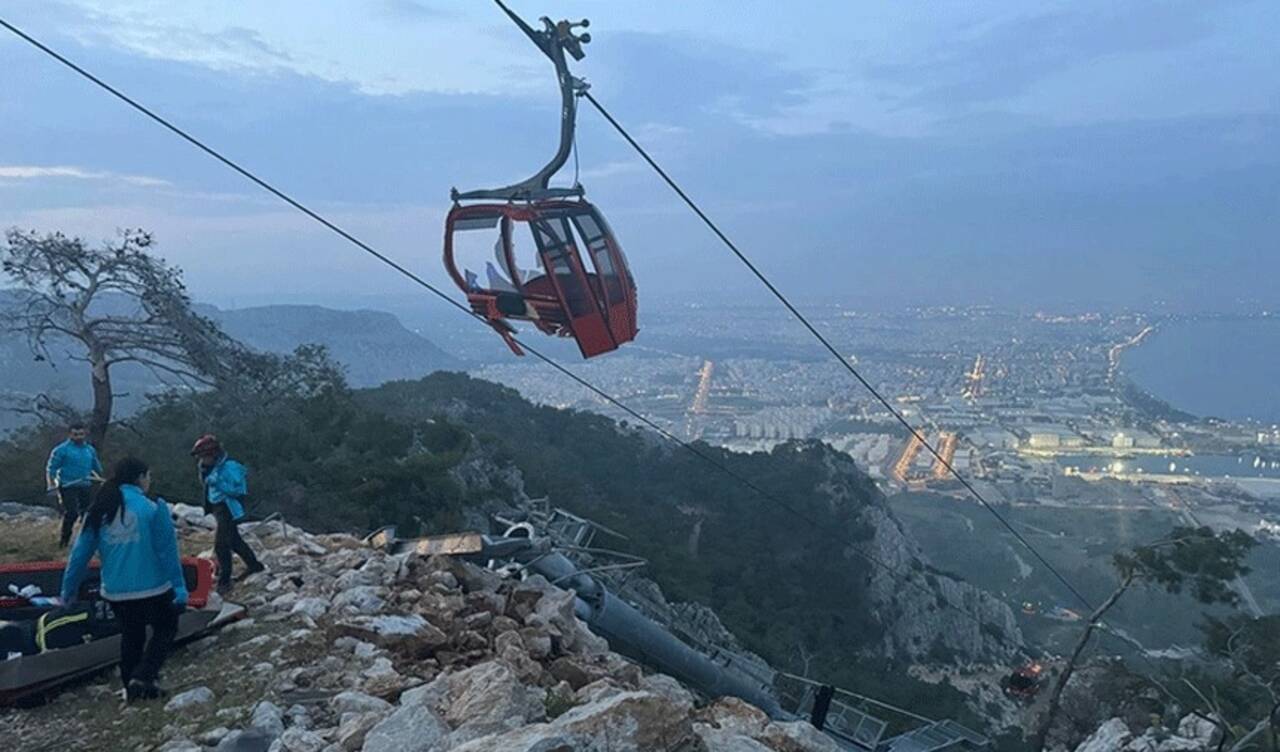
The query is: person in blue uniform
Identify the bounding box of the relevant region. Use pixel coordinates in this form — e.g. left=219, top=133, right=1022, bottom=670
left=190, top=434, right=264, bottom=592
left=60, top=457, right=187, bottom=702
left=46, top=422, right=103, bottom=548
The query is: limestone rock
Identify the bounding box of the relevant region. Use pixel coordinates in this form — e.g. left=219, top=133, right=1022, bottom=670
left=436, top=661, right=545, bottom=743
left=336, top=614, right=431, bottom=648
left=698, top=697, right=770, bottom=738
left=548, top=655, right=612, bottom=690
left=278, top=728, right=325, bottom=752
left=332, top=586, right=386, bottom=615
left=331, top=691, right=392, bottom=716
left=291, top=597, right=330, bottom=619
left=760, top=720, right=842, bottom=752
left=694, top=724, right=775, bottom=752
left=552, top=690, right=694, bottom=751
left=639, top=673, right=695, bottom=716
left=165, top=686, right=214, bottom=711
left=451, top=689, right=697, bottom=752
left=215, top=728, right=277, bottom=752
left=360, top=704, right=448, bottom=752
left=449, top=726, right=579, bottom=752
left=251, top=700, right=287, bottom=739
left=336, top=712, right=382, bottom=752
left=1077, top=718, right=1134, bottom=752
left=1177, top=715, right=1221, bottom=749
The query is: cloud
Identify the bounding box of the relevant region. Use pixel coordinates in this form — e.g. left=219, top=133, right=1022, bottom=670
left=65, top=14, right=297, bottom=78
left=0, top=165, right=169, bottom=187
left=577, top=160, right=645, bottom=181
left=57, top=0, right=546, bottom=97
left=869, top=2, right=1223, bottom=108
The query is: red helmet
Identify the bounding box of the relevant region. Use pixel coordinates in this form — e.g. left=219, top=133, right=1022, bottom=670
left=190, top=434, right=222, bottom=457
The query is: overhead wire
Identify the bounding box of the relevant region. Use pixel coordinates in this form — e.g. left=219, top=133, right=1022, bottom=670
left=579, top=87, right=1193, bottom=708
left=0, top=15, right=1037, bottom=663
left=581, top=90, right=1097, bottom=614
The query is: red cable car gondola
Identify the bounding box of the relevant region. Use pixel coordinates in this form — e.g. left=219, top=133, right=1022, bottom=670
left=443, top=2, right=637, bottom=359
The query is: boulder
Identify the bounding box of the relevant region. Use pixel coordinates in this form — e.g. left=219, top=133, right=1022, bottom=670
left=251, top=700, right=287, bottom=739
left=215, top=728, right=276, bottom=752
left=332, top=586, right=386, bottom=615
left=361, top=703, right=448, bottom=752
left=291, top=598, right=330, bottom=620
left=698, top=697, right=770, bottom=738
left=450, top=725, right=578, bottom=752
left=548, top=656, right=612, bottom=690
left=518, top=628, right=552, bottom=660
left=336, top=712, right=382, bottom=752
left=638, top=673, right=695, bottom=716
left=438, top=661, right=545, bottom=742
left=694, top=725, right=774, bottom=752
left=1077, top=718, right=1134, bottom=752
left=575, top=679, right=627, bottom=705
left=165, top=686, right=214, bottom=711
left=760, top=720, right=842, bottom=752
left=508, top=583, right=547, bottom=620
left=1177, top=715, right=1222, bottom=749
left=498, top=639, right=544, bottom=684
left=336, top=614, right=432, bottom=648
left=199, top=727, right=232, bottom=746
left=551, top=690, right=695, bottom=751
left=425, top=571, right=458, bottom=592
left=331, top=691, right=393, bottom=716
left=277, top=728, right=325, bottom=752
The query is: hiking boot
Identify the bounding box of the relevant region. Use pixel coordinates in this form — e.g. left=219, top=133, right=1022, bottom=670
left=216, top=580, right=234, bottom=596
left=240, top=561, right=266, bottom=579
left=125, top=680, right=162, bottom=703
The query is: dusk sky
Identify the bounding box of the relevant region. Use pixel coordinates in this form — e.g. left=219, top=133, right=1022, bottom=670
left=1, top=0, right=1276, bottom=318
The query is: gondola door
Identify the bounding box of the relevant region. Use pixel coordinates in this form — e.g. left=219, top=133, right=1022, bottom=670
left=569, top=208, right=637, bottom=347
left=528, top=214, right=618, bottom=358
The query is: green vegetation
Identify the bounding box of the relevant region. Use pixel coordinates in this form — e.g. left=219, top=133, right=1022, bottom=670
left=889, top=492, right=1277, bottom=652
left=0, top=372, right=991, bottom=732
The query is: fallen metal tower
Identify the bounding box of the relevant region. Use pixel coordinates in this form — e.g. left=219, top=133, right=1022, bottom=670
left=367, top=503, right=990, bottom=752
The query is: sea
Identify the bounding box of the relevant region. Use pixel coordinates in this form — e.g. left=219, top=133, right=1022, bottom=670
left=1123, top=317, right=1280, bottom=426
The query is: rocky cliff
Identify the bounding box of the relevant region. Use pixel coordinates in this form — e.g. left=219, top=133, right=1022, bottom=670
left=0, top=505, right=850, bottom=752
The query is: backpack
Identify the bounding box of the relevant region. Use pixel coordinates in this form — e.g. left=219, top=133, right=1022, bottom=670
left=35, top=601, right=118, bottom=652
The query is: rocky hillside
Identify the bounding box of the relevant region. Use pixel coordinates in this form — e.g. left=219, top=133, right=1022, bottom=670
left=365, top=375, right=1024, bottom=668
left=1, top=371, right=1031, bottom=741
left=207, top=305, right=462, bottom=387
left=1, top=505, right=852, bottom=752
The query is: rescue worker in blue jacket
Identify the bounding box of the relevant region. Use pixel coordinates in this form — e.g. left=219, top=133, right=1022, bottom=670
left=190, top=434, right=264, bottom=592
left=60, top=457, right=187, bottom=702
left=46, top=422, right=104, bottom=548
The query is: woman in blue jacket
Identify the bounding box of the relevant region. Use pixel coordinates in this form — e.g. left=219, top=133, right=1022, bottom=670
left=60, top=457, right=187, bottom=702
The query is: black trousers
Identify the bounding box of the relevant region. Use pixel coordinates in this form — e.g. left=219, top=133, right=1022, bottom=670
left=57, top=485, right=93, bottom=547
left=212, top=503, right=260, bottom=585
left=110, top=592, right=179, bottom=686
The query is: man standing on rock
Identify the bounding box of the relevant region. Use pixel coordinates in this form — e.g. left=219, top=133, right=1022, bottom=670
left=46, top=422, right=103, bottom=548
left=191, top=434, right=264, bottom=592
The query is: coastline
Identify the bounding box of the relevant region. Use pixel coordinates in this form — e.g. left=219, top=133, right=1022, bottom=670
left=1116, top=316, right=1280, bottom=425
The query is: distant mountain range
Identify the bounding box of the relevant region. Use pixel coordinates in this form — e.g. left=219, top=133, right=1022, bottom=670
left=204, top=304, right=462, bottom=387
left=0, top=295, right=462, bottom=433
